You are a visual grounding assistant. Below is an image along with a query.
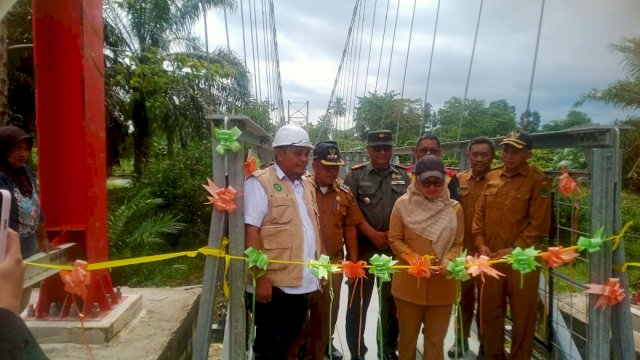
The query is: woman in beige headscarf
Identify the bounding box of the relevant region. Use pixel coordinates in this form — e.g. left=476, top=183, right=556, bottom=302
left=389, top=155, right=464, bottom=360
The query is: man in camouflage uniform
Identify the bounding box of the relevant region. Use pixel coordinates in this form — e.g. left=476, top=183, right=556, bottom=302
left=345, top=130, right=410, bottom=360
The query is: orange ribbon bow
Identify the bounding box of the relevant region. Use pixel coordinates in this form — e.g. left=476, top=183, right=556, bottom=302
left=203, top=178, right=239, bottom=213
left=585, top=278, right=625, bottom=309
left=558, top=168, right=577, bottom=197
left=244, top=157, right=259, bottom=178
left=404, top=253, right=432, bottom=278
left=60, top=260, right=91, bottom=299
left=542, top=247, right=579, bottom=268
left=340, top=260, right=367, bottom=280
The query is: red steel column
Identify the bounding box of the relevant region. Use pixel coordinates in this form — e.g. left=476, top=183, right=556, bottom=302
left=32, top=0, right=114, bottom=317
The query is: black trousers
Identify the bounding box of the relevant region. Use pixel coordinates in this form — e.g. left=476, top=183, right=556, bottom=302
left=246, top=287, right=310, bottom=360
left=345, top=251, right=398, bottom=358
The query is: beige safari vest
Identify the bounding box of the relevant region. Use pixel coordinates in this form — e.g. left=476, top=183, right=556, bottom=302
left=252, top=166, right=322, bottom=287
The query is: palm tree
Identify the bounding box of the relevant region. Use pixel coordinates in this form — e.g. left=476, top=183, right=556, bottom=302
left=104, top=0, right=243, bottom=176
left=575, top=37, right=640, bottom=189
left=575, top=37, right=640, bottom=111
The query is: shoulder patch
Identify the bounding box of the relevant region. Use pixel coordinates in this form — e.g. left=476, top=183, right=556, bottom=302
left=339, top=183, right=351, bottom=193
left=540, top=184, right=550, bottom=198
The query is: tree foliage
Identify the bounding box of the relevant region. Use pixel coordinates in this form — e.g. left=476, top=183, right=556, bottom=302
left=433, top=97, right=517, bottom=142
left=352, top=91, right=423, bottom=146
left=541, top=110, right=592, bottom=132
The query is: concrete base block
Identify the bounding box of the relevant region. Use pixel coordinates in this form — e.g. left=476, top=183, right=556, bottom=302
left=27, top=294, right=143, bottom=344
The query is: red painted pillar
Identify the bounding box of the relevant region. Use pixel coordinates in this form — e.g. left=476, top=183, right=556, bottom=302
left=32, top=0, right=115, bottom=317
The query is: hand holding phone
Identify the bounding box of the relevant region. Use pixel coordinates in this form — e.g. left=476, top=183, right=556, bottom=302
left=0, top=189, right=11, bottom=261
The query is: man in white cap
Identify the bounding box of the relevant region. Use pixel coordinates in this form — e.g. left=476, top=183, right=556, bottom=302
left=244, top=124, right=323, bottom=359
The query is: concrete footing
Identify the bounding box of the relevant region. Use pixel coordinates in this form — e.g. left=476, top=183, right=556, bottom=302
left=33, top=287, right=201, bottom=360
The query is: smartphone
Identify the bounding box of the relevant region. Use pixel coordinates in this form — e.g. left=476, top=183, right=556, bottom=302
left=0, top=189, right=11, bottom=261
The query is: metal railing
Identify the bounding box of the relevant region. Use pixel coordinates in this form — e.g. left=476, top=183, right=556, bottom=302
left=192, top=124, right=635, bottom=360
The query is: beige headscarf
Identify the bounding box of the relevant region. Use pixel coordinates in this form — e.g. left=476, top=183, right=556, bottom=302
left=397, top=180, right=457, bottom=259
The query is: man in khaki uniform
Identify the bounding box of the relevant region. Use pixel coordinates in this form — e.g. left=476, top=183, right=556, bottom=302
left=306, top=141, right=363, bottom=360
left=244, top=124, right=322, bottom=360
left=447, top=136, right=495, bottom=358
left=472, top=130, right=552, bottom=360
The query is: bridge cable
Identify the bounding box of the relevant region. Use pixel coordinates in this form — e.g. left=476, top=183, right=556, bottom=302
left=268, top=0, right=286, bottom=125
left=385, top=0, right=401, bottom=93
left=456, top=0, right=484, bottom=141
left=239, top=0, right=248, bottom=68
left=522, top=0, right=546, bottom=131
left=322, top=0, right=361, bottom=141
left=253, top=0, right=262, bottom=103
left=374, top=0, right=391, bottom=94
left=395, top=0, right=418, bottom=145
left=349, top=0, right=368, bottom=137
left=400, top=0, right=417, bottom=98
left=344, top=3, right=364, bottom=134
left=420, top=0, right=442, bottom=135
left=260, top=0, right=273, bottom=118
left=362, top=0, right=379, bottom=97
left=248, top=0, right=259, bottom=102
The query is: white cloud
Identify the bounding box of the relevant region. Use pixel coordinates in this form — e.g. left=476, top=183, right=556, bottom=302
left=197, top=0, right=640, bottom=130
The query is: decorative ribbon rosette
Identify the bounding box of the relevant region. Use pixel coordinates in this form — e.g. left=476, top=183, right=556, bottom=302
left=203, top=178, right=239, bottom=213
left=368, top=254, right=397, bottom=283
left=506, top=247, right=541, bottom=274
left=447, top=253, right=470, bottom=282
left=309, top=255, right=339, bottom=280
left=405, top=253, right=432, bottom=278
left=541, top=247, right=579, bottom=268
left=213, top=126, right=242, bottom=155
left=244, top=247, right=268, bottom=277
left=243, top=157, right=261, bottom=178
left=577, top=227, right=604, bottom=253
left=585, top=278, right=625, bottom=309
left=558, top=168, right=577, bottom=197
left=340, top=260, right=367, bottom=280
left=60, top=260, right=91, bottom=299
left=466, top=254, right=504, bottom=279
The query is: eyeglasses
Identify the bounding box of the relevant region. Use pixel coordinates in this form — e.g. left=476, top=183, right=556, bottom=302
left=370, top=145, right=393, bottom=153
left=415, top=147, right=441, bottom=155
left=420, top=180, right=444, bottom=188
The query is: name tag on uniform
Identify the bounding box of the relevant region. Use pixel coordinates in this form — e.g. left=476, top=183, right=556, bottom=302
left=391, top=180, right=406, bottom=185
left=360, top=181, right=372, bottom=186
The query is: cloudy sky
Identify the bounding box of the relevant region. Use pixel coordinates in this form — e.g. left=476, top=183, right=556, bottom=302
left=199, top=0, right=640, bottom=128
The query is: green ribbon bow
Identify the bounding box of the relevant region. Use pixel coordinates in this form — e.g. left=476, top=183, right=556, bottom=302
left=577, top=227, right=604, bottom=253
left=213, top=126, right=242, bottom=155
left=368, top=254, right=397, bottom=283
left=245, top=247, right=269, bottom=278
left=447, top=251, right=470, bottom=282
left=506, top=247, right=541, bottom=275
left=309, top=255, right=338, bottom=280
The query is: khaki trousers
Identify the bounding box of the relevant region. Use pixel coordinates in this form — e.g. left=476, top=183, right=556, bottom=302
left=395, top=297, right=452, bottom=360
left=478, top=265, right=540, bottom=360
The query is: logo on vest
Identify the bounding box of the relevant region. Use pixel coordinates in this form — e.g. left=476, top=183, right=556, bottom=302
left=274, top=183, right=282, bottom=192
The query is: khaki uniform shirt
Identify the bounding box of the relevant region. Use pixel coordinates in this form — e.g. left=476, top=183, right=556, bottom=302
left=389, top=201, right=464, bottom=306
left=345, top=162, right=410, bottom=255
left=472, top=163, right=552, bottom=251
left=457, top=169, right=488, bottom=252
left=311, top=176, right=364, bottom=259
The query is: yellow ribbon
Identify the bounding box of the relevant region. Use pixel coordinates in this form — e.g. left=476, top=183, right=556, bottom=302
left=23, top=221, right=637, bottom=280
